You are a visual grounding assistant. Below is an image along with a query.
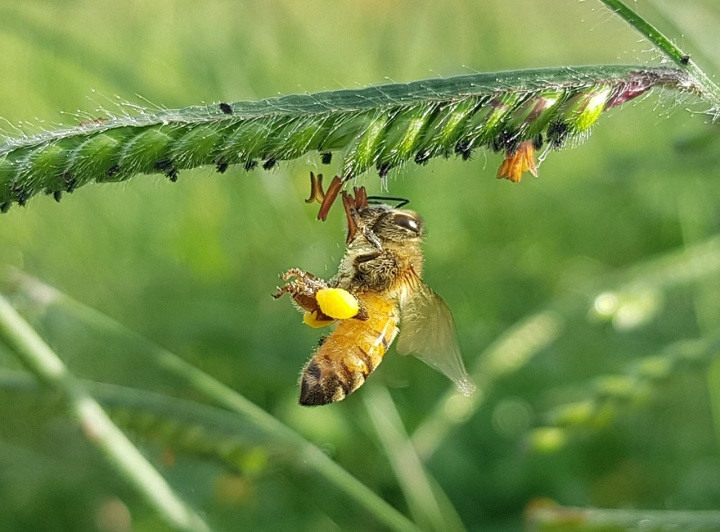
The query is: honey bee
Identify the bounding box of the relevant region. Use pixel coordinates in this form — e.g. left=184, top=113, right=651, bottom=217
left=274, top=179, right=475, bottom=406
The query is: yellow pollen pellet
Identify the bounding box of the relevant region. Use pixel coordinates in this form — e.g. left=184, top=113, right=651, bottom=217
left=316, top=288, right=359, bottom=319
left=302, top=310, right=334, bottom=328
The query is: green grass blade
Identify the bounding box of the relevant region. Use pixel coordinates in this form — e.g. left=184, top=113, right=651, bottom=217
left=363, top=386, right=465, bottom=532
left=709, top=360, right=720, bottom=450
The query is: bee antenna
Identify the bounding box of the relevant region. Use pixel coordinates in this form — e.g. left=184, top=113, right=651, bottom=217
left=365, top=196, right=410, bottom=208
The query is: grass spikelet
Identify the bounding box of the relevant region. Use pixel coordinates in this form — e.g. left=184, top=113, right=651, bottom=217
left=0, top=65, right=700, bottom=211
left=528, top=333, right=720, bottom=452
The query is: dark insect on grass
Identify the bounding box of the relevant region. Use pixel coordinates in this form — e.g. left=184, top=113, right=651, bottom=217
left=219, top=102, right=233, bottom=114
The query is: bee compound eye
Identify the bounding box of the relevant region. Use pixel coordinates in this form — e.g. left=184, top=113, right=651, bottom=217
left=393, top=214, right=421, bottom=234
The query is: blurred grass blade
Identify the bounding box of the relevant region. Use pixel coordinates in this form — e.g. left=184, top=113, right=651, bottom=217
left=0, top=294, right=211, bottom=532
left=363, top=386, right=464, bottom=532
left=709, top=359, right=720, bottom=449
left=2, top=273, right=419, bottom=532
left=0, top=65, right=700, bottom=211
left=0, top=6, right=176, bottom=101
left=529, top=333, right=720, bottom=452
left=412, top=311, right=562, bottom=461
left=526, top=501, right=720, bottom=531
left=412, top=234, right=720, bottom=460
left=0, top=370, right=422, bottom=532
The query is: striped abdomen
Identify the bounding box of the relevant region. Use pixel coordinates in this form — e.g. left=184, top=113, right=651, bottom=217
left=300, top=293, right=399, bottom=406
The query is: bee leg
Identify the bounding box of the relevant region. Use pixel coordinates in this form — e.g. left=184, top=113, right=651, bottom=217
left=274, top=268, right=331, bottom=317
left=360, top=226, right=383, bottom=250
left=279, top=268, right=324, bottom=284
left=342, top=190, right=383, bottom=250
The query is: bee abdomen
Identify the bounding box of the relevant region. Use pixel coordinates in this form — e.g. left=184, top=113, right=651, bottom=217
left=298, top=295, right=397, bottom=406
left=300, top=358, right=366, bottom=406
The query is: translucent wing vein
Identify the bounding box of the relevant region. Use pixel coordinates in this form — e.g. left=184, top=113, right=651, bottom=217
left=397, top=283, right=475, bottom=396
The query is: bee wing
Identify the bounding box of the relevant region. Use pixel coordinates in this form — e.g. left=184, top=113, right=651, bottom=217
left=397, top=283, right=475, bottom=396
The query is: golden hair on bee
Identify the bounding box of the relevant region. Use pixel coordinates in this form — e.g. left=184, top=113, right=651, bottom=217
left=274, top=181, right=474, bottom=406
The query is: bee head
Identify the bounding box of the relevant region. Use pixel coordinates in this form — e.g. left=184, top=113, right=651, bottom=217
left=361, top=206, right=424, bottom=244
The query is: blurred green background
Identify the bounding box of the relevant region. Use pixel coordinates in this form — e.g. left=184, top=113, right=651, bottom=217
left=1, top=1, right=719, bottom=530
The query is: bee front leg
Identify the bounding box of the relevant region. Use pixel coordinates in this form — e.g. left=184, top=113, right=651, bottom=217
left=273, top=269, right=331, bottom=317
left=274, top=268, right=367, bottom=322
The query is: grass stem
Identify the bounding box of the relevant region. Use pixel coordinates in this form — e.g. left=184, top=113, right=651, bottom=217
left=0, top=295, right=211, bottom=532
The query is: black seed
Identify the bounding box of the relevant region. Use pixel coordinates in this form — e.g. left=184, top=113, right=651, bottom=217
left=53, top=190, right=62, bottom=202
left=244, top=160, right=258, bottom=171
left=455, top=140, right=473, bottom=160
left=64, top=173, right=78, bottom=193
left=219, top=102, right=233, bottom=114
left=491, top=130, right=519, bottom=153
left=262, top=158, right=276, bottom=170
left=533, top=134, right=544, bottom=150
left=547, top=120, right=569, bottom=148
left=490, top=134, right=504, bottom=153
left=377, top=162, right=391, bottom=178
left=216, top=160, right=229, bottom=173
left=154, top=159, right=178, bottom=181
left=12, top=185, right=29, bottom=206
left=414, top=150, right=431, bottom=165
left=154, top=159, right=172, bottom=171
left=321, top=152, right=332, bottom=165
left=0, top=202, right=9, bottom=213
